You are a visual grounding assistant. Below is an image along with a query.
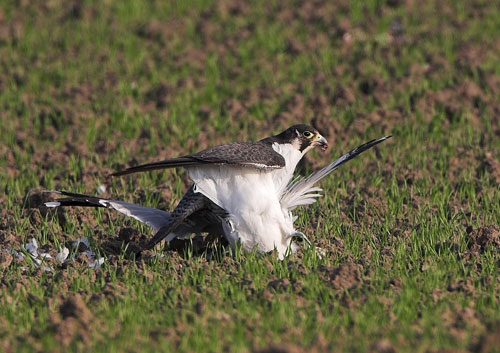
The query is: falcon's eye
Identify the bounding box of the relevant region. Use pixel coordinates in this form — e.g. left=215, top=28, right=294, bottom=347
left=303, top=131, right=313, bottom=138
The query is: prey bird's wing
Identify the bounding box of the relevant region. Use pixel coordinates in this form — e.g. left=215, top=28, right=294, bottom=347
left=44, top=191, right=171, bottom=232
left=281, top=136, right=391, bottom=210
left=112, top=141, right=285, bottom=176
left=143, top=186, right=214, bottom=249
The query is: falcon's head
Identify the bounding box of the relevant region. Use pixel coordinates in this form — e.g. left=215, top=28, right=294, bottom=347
left=274, top=124, right=328, bottom=153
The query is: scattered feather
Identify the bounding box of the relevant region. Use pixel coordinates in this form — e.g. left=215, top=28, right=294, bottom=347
left=89, top=257, right=105, bottom=269
left=97, top=184, right=106, bottom=194
left=56, top=247, right=69, bottom=263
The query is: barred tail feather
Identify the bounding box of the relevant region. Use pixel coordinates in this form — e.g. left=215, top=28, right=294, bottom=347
left=43, top=190, right=171, bottom=232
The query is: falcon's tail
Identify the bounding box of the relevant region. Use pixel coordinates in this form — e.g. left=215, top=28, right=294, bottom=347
left=43, top=191, right=172, bottom=232
left=281, top=136, right=391, bottom=210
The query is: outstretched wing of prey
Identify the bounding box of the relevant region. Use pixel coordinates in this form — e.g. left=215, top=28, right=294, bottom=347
left=44, top=191, right=226, bottom=244
left=44, top=191, right=172, bottom=232
left=281, top=136, right=391, bottom=210
left=111, top=141, right=286, bottom=176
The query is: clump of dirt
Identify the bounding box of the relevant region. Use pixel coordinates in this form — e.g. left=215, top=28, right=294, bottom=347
left=255, top=344, right=305, bottom=353
left=447, top=278, right=477, bottom=297
left=74, top=251, right=93, bottom=266
left=135, top=18, right=185, bottom=45
left=164, top=234, right=228, bottom=258
left=267, top=278, right=291, bottom=292
left=101, top=281, right=129, bottom=300
left=117, top=226, right=144, bottom=242
left=313, top=235, right=356, bottom=264
left=102, top=227, right=146, bottom=257
left=343, top=193, right=388, bottom=226
left=441, top=305, right=484, bottom=343
left=255, top=338, right=330, bottom=353
left=59, top=294, right=92, bottom=324
left=470, top=323, right=500, bottom=353
left=0, top=249, right=13, bottom=269
left=51, top=293, right=92, bottom=347
left=476, top=152, right=500, bottom=184
left=318, top=263, right=363, bottom=290
left=145, top=82, right=172, bottom=109
left=370, top=339, right=396, bottom=353
left=466, top=225, right=500, bottom=254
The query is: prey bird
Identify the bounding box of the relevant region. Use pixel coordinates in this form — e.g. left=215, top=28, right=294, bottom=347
left=46, top=125, right=390, bottom=258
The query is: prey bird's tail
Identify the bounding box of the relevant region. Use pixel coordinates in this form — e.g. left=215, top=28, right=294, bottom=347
left=281, top=136, right=391, bottom=210
left=44, top=191, right=172, bottom=232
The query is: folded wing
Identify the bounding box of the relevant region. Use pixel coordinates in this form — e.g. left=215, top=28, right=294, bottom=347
left=111, top=141, right=285, bottom=176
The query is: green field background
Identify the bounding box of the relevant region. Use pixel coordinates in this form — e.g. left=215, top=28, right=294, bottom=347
left=1, top=1, right=499, bottom=352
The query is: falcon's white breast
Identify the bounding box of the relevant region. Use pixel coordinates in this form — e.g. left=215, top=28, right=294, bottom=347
left=188, top=142, right=305, bottom=258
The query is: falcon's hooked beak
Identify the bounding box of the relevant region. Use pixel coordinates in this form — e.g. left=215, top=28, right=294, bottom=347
left=314, top=135, right=328, bottom=151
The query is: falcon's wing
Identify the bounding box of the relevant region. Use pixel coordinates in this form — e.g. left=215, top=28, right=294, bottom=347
left=44, top=191, right=171, bottom=231
left=112, top=141, right=285, bottom=176
left=281, top=136, right=391, bottom=210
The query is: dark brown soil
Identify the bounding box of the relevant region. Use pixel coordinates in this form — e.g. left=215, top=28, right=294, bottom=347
left=318, top=263, right=363, bottom=290
left=0, top=249, right=13, bottom=269
left=255, top=344, right=309, bottom=353
left=470, top=324, right=500, bottom=353
left=466, top=226, right=500, bottom=254
left=51, top=294, right=93, bottom=347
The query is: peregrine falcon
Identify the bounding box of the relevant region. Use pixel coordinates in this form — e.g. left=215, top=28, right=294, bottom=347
left=46, top=125, right=390, bottom=258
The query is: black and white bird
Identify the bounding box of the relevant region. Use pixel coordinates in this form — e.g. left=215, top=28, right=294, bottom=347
left=45, top=125, right=390, bottom=258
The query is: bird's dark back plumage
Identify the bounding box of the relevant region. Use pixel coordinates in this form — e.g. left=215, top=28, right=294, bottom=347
left=112, top=124, right=321, bottom=176
left=112, top=141, right=286, bottom=176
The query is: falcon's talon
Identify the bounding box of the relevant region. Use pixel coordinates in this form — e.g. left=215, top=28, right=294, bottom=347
left=290, top=231, right=312, bottom=247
